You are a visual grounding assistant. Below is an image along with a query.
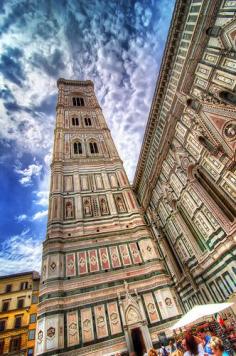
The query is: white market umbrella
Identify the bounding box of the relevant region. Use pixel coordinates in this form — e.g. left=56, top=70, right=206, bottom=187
left=170, top=303, right=234, bottom=330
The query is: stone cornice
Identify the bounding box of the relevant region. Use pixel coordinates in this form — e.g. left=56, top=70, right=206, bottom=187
left=133, top=0, right=222, bottom=209
left=133, top=0, right=188, bottom=189
left=57, top=78, right=94, bottom=88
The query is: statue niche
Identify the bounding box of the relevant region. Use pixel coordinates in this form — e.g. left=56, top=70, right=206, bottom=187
left=83, top=198, right=92, bottom=217
left=99, top=197, right=109, bottom=215
left=65, top=199, right=74, bottom=219
left=115, top=195, right=126, bottom=213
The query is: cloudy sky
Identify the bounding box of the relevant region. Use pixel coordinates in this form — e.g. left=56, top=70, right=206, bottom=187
left=0, top=0, right=175, bottom=275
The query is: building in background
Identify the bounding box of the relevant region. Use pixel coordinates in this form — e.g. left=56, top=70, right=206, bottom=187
left=0, top=271, right=40, bottom=355
left=134, top=0, right=236, bottom=311
left=36, top=79, right=181, bottom=355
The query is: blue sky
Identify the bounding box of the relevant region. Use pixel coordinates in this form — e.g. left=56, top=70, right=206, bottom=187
left=0, top=0, right=175, bottom=275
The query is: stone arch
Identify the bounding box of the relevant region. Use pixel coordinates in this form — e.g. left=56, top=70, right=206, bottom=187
left=125, top=305, right=142, bottom=326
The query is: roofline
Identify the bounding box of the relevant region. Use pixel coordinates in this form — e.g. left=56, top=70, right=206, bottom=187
left=0, top=270, right=40, bottom=280
left=57, top=78, right=94, bottom=88
left=133, top=0, right=187, bottom=189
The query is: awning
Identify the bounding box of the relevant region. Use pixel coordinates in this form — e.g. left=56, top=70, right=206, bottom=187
left=170, top=303, right=234, bottom=330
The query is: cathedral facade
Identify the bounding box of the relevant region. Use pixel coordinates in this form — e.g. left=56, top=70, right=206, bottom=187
left=134, top=0, right=236, bottom=313
left=36, top=79, right=181, bottom=355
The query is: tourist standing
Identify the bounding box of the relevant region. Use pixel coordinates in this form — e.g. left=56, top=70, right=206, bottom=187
left=210, top=337, right=230, bottom=356
left=183, top=333, right=204, bottom=356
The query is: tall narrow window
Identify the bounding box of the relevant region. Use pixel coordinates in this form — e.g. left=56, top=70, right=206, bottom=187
left=89, top=142, right=98, bottom=154
left=75, top=117, right=79, bottom=125
left=20, top=281, right=28, bottom=290
left=72, top=117, right=75, bottom=126
left=10, top=337, right=21, bottom=352
left=15, top=315, right=22, bottom=328
left=0, top=340, right=4, bottom=354
left=74, top=142, right=82, bottom=154
left=5, top=284, right=12, bottom=293
left=85, top=118, right=92, bottom=126
left=17, top=298, right=24, bottom=309
left=2, top=301, right=9, bottom=312
left=0, top=319, right=6, bottom=332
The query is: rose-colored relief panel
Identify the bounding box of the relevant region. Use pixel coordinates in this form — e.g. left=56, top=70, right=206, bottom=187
left=77, top=251, right=87, bottom=275
left=66, top=253, right=76, bottom=277
left=129, top=242, right=142, bottom=264
left=88, top=250, right=99, bottom=272
left=99, top=247, right=110, bottom=270
left=109, top=246, right=121, bottom=268
left=119, top=244, right=132, bottom=266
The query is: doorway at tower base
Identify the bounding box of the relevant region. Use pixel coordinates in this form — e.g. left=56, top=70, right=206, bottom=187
left=119, top=283, right=153, bottom=354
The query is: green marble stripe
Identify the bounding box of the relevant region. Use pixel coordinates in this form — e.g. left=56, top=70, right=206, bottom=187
left=38, top=282, right=174, bottom=319
left=39, top=269, right=168, bottom=302
left=42, top=235, right=153, bottom=256
left=179, top=254, right=235, bottom=300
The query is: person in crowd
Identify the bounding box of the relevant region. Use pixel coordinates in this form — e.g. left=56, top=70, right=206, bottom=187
left=197, top=329, right=213, bottom=354
left=168, top=340, right=177, bottom=354
left=171, top=342, right=184, bottom=356
left=210, top=337, right=230, bottom=356
left=183, top=333, right=204, bottom=356
left=148, top=348, right=158, bottom=356
left=159, top=344, right=169, bottom=356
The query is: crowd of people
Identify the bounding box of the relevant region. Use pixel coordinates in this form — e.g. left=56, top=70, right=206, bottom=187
left=115, top=330, right=233, bottom=356
left=151, top=332, right=231, bottom=356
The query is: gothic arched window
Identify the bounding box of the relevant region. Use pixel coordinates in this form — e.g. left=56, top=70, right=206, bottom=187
left=85, top=118, right=92, bottom=126
left=72, top=97, right=85, bottom=107
left=72, top=117, right=79, bottom=126
left=89, top=141, right=98, bottom=154
left=219, top=91, right=236, bottom=106
left=74, top=142, right=82, bottom=154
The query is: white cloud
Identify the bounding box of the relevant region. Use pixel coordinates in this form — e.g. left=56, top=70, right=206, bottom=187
left=0, top=0, right=174, bottom=181
left=34, top=190, right=49, bottom=207
left=15, top=163, right=42, bottom=186
left=32, top=210, right=48, bottom=220
left=16, top=214, right=27, bottom=222
left=0, top=230, right=42, bottom=276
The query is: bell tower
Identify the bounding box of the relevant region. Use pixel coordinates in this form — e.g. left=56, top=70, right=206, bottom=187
left=36, top=79, right=181, bottom=355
